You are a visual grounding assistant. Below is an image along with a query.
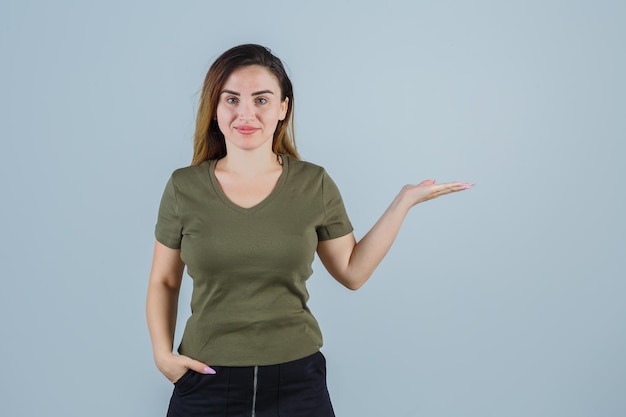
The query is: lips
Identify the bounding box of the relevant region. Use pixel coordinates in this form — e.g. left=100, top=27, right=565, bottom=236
left=235, top=125, right=260, bottom=135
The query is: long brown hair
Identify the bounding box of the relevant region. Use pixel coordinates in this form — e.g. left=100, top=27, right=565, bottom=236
left=192, top=44, right=299, bottom=165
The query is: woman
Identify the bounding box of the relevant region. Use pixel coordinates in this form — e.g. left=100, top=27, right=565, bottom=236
left=147, top=44, right=471, bottom=417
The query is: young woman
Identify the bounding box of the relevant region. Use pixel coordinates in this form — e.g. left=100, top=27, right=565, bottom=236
left=147, top=44, right=472, bottom=417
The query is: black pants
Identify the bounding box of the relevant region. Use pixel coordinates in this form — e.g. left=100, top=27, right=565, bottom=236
left=167, top=351, right=335, bottom=417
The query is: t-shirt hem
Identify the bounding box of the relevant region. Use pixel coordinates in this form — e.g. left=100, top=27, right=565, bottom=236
left=181, top=345, right=324, bottom=367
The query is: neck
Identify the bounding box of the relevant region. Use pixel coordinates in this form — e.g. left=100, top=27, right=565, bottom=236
left=217, top=148, right=282, bottom=177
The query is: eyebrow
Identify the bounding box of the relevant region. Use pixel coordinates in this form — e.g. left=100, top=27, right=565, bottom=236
left=220, top=89, right=275, bottom=96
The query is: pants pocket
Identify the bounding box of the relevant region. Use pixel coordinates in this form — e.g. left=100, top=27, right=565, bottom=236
left=173, top=369, right=199, bottom=396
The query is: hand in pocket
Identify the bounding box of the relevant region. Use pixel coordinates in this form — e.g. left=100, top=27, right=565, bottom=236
left=155, top=352, right=216, bottom=383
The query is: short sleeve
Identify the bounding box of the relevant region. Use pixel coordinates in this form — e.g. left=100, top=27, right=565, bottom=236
left=155, top=176, right=183, bottom=249
left=316, top=170, right=353, bottom=241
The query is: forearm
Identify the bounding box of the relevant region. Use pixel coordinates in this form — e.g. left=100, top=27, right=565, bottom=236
left=146, top=281, right=180, bottom=360
left=345, top=192, right=412, bottom=288
left=146, top=266, right=214, bottom=378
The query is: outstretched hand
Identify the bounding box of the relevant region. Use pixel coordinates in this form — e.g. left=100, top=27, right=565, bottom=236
left=399, top=179, right=473, bottom=208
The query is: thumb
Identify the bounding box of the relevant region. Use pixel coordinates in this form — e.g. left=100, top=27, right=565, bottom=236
left=418, top=179, right=436, bottom=186
left=186, top=358, right=216, bottom=375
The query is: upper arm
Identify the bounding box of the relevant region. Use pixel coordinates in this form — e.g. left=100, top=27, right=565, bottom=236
left=316, top=232, right=358, bottom=289
left=149, top=240, right=185, bottom=290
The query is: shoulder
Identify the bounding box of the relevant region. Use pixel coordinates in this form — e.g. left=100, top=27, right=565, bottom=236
left=284, top=155, right=328, bottom=178
left=169, top=161, right=210, bottom=187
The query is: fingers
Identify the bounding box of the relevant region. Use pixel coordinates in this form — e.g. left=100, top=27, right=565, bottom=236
left=401, top=180, right=472, bottom=206
left=456, top=182, right=474, bottom=190
left=421, top=181, right=473, bottom=201
left=442, top=182, right=473, bottom=192
left=159, top=354, right=217, bottom=382
left=416, top=180, right=471, bottom=190
left=185, top=357, right=216, bottom=375
left=435, top=182, right=473, bottom=195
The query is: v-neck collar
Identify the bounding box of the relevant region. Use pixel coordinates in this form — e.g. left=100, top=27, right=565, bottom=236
left=207, top=155, right=289, bottom=215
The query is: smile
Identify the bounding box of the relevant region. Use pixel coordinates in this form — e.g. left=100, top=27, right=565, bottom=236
left=235, top=126, right=260, bottom=135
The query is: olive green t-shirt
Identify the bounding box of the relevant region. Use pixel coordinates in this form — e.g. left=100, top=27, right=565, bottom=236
left=155, top=155, right=353, bottom=366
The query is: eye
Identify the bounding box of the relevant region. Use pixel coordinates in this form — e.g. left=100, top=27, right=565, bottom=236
left=226, top=97, right=238, bottom=104
left=255, top=97, right=268, bottom=105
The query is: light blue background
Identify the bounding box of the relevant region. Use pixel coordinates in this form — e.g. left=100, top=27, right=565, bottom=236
left=1, top=1, right=624, bottom=416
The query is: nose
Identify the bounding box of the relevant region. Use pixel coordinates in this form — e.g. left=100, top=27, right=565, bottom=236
left=238, top=102, right=255, bottom=121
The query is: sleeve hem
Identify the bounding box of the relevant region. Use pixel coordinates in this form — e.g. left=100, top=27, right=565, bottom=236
left=155, top=234, right=181, bottom=250
left=317, top=225, right=354, bottom=241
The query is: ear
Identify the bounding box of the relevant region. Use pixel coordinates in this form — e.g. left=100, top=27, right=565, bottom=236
left=279, top=97, right=289, bottom=121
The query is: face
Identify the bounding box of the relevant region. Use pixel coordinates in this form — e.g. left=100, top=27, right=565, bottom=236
left=216, top=65, right=289, bottom=154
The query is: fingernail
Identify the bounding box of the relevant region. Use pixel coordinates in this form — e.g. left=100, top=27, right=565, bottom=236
left=204, top=366, right=216, bottom=374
